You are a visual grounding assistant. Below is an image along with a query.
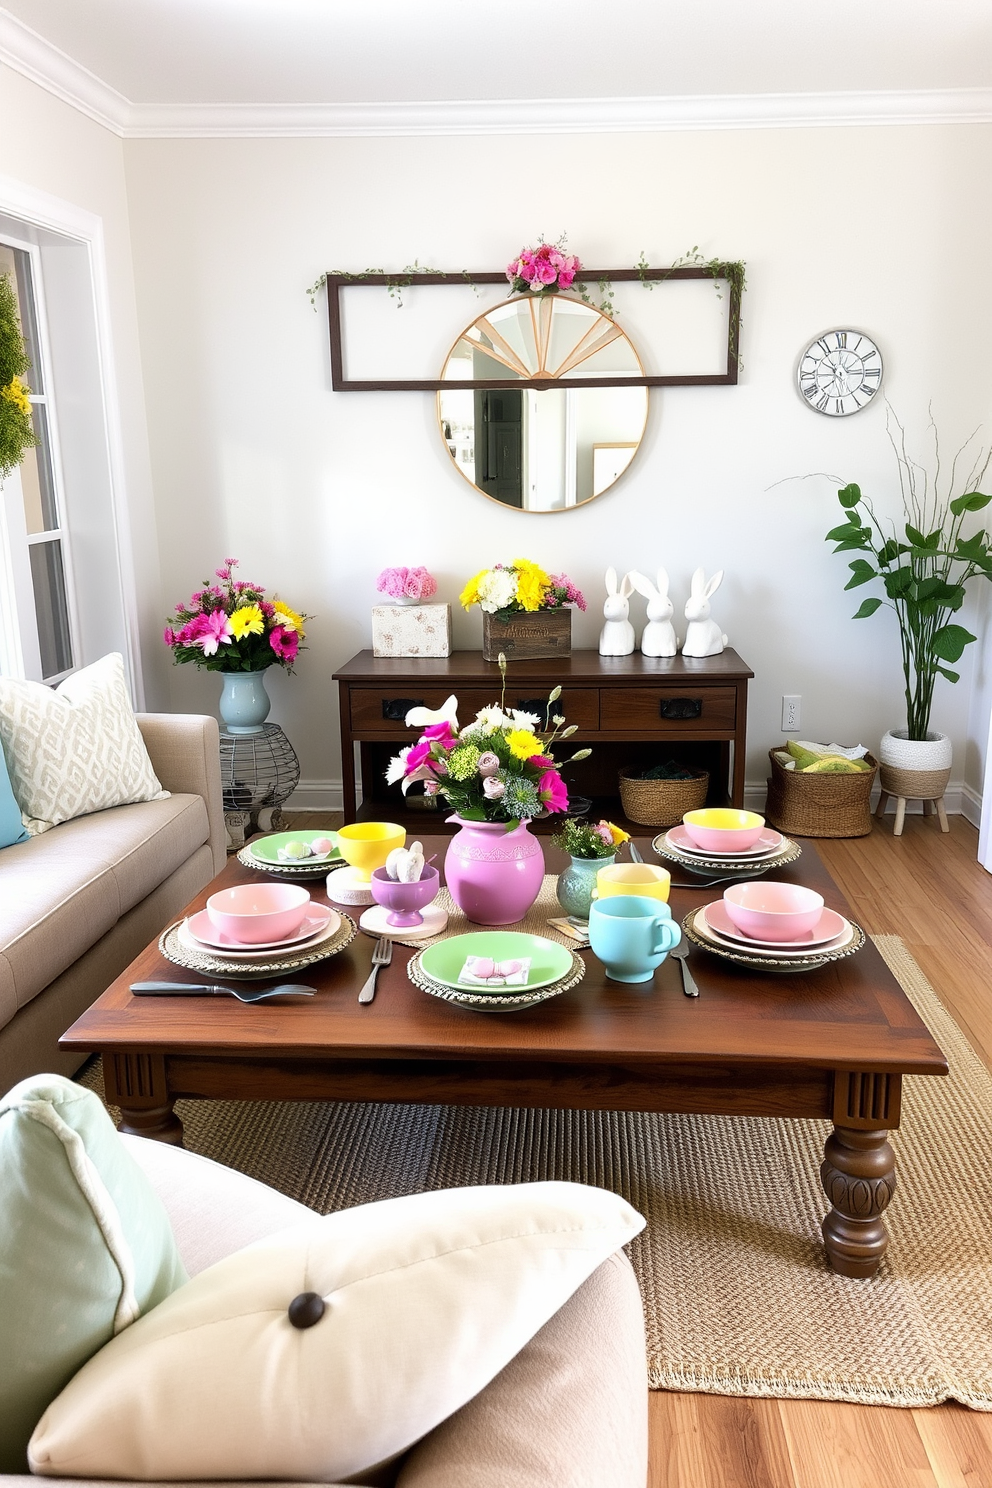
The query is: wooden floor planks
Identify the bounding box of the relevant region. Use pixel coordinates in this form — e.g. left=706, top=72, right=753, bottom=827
left=286, top=809, right=992, bottom=1486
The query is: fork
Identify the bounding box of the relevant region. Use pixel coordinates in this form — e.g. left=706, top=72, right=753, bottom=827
left=130, top=981, right=317, bottom=1004
left=358, top=936, right=392, bottom=1004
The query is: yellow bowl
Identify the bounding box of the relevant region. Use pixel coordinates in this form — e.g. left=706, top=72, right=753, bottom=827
left=592, top=862, right=671, bottom=904
left=336, top=822, right=406, bottom=882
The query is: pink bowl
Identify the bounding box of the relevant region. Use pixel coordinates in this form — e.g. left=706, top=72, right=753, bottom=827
left=722, top=881, right=824, bottom=942
left=682, top=809, right=766, bottom=853
left=206, top=883, right=311, bottom=944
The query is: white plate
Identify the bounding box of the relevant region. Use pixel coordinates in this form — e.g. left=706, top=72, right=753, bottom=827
left=703, top=900, right=848, bottom=948
left=179, top=907, right=340, bottom=960
left=665, top=825, right=783, bottom=860
left=694, top=903, right=856, bottom=959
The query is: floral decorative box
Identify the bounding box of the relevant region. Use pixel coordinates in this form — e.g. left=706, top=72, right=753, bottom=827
left=372, top=603, right=451, bottom=658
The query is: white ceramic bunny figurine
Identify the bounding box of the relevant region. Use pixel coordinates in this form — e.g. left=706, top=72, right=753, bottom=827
left=599, top=568, right=636, bottom=656
left=682, top=568, right=728, bottom=657
left=631, top=567, right=678, bottom=657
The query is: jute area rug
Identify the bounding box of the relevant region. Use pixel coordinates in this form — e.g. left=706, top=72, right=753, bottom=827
left=82, top=936, right=992, bottom=1411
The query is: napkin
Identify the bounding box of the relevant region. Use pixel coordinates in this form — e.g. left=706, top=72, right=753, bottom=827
left=458, top=956, right=532, bottom=987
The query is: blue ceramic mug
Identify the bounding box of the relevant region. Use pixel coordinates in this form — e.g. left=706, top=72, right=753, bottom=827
left=588, top=895, right=680, bottom=984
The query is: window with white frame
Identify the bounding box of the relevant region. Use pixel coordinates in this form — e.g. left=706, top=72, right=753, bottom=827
left=0, top=236, right=76, bottom=681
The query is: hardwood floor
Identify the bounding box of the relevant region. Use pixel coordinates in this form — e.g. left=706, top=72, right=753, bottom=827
left=286, top=809, right=992, bottom=1486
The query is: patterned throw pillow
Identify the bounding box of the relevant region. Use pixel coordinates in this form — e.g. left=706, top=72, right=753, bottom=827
left=0, top=653, right=168, bottom=835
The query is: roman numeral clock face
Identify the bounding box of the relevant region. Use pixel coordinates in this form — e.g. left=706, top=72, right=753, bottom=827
left=797, top=329, right=883, bottom=416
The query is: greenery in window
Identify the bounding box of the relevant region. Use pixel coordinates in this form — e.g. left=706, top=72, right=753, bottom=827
left=0, top=272, right=38, bottom=481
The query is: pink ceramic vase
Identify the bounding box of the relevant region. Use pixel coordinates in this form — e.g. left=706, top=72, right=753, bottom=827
left=444, top=815, right=545, bottom=926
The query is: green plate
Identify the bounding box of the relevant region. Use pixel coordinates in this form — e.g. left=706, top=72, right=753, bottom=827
left=249, top=830, right=341, bottom=865
left=419, top=931, right=574, bottom=995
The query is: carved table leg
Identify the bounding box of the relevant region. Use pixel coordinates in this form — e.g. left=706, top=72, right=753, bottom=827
left=102, top=1051, right=184, bottom=1146
left=820, top=1126, right=896, bottom=1277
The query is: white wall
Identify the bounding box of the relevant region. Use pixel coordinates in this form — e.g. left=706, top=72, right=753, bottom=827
left=0, top=65, right=165, bottom=704
left=121, top=126, right=992, bottom=807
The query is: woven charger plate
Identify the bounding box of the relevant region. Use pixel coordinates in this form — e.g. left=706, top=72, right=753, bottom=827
left=407, top=947, right=586, bottom=1011
left=237, top=845, right=332, bottom=879
left=654, top=834, right=802, bottom=874
left=681, top=906, right=864, bottom=972
left=159, top=911, right=357, bottom=979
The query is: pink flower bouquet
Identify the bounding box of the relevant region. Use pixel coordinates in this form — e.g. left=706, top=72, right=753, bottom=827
left=376, top=566, right=438, bottom=604
left=163, top=559, right=308, bottom=674
left=506, top=237, right=582, bottom=297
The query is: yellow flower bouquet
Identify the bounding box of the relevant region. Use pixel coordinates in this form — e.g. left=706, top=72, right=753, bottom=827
left=460, top=559, right=586, bottom=616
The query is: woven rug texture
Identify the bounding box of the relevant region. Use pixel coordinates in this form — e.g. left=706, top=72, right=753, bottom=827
left=81, top=935, right=992, bottom=1411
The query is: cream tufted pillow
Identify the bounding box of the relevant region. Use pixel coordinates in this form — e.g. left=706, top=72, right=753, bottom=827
left=0, top=652, right=167, bottom=834
left=29, top=1181, right=644, bottom=1482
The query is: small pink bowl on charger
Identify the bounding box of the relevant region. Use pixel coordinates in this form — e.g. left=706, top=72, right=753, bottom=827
left=722, top=881, right=824, bottom=942
left=206, top=883, right=311, bottom=945
left=682, top=808, right=766, bottom=854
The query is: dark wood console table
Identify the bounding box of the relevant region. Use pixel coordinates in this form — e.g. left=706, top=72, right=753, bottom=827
left=333, top=649, right=752, bottom=828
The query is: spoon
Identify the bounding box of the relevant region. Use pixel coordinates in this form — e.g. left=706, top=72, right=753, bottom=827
left=131, top=981, right=317, bottom=1004
left=668, top=941, right=699, bottom=998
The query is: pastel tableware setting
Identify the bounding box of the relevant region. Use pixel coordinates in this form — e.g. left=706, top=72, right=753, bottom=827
left=722, top=881, right=824, bottom=942
left=591, top=862, right=671, bottom=904
left=700, top=898, right=848, bottom=949
left=360, top=862, right=449, bottom=940
left=186, top=903, right=336, bottom=952
left=664, top=824, right=784, bottom=860
left=681, top=807, right=767, bottom=853
left=682, top=877, right=864, bottom=973
left=205, top=883, right=311, bottom=945
left=326, top=822, right=406, bottom=906
left=654, top=820, right=801, bottom=882
left=238, top=830, right=341, bottom=879
left=588, top=895, right=680, bottom=984
left=408, top=930, right=585, bottom=1012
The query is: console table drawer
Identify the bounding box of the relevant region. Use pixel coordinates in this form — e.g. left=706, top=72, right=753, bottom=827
left=602, top=686, right=737, bottom=732
left=350, top=687, right=599, bottom=733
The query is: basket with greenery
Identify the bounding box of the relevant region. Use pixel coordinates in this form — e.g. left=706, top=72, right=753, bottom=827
left=0, top=272, right=38, bottom=482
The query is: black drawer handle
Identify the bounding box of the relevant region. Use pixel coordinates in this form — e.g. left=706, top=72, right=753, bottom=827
left=660, top=697, right=702, bottom=720
left=516, top=697, right=551, bottom=723
left=382, top=697, right=424, bottom=721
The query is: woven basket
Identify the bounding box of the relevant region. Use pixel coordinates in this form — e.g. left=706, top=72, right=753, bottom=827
left=765, top=748, right=878, bottom=838
left=618, top=767, right=709, bottom=827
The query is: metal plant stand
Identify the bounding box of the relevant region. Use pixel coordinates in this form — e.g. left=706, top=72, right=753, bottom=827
left=218, top=724, right=301, bottom=851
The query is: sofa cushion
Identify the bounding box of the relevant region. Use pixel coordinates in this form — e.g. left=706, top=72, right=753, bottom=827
left=0, top=653, right=168, bottom=836
left=0, top=793, right=210, bottom=1023
left=29, top=1182, right=645, bottom=1483
left=0, top=1075, right=187, bottom=1473
left=0, top=738, right=28, bottom=848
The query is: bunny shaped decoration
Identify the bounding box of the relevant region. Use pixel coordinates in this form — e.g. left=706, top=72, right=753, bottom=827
left=682, top=568, right=728, bottom=657
left=630, top=568, right=677, bottom=657
left=599, top=568, right=636, bottom=656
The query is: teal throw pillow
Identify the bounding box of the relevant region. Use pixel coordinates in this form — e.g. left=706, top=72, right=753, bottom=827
left=0, top=738, right=27, bottom=848
left=0, top=1074, right=188, bottom=1471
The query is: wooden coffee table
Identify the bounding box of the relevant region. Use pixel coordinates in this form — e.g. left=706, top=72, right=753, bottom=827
left=61, top=836, right=947, bottom=1278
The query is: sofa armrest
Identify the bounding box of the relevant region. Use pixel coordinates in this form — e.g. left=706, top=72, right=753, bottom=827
left=137, top=714, right=226, bottom=875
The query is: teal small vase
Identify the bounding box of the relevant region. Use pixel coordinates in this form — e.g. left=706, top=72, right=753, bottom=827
left=556, top=853, right=615, bottom=920
left=218, top=669, right=271, bottom=734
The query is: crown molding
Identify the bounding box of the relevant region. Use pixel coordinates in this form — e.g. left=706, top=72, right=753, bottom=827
left=2, top=7, right=992, bottom=142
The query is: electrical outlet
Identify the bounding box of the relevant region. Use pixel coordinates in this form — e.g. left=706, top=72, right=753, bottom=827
left=781, top=695, right=801, bottom=732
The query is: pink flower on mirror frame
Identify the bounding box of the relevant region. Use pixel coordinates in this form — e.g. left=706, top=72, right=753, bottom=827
left=538, top=769, right=568, bottom=813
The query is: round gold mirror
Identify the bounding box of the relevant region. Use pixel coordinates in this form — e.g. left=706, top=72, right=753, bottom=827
left=438, top=296, right=648, bottom=512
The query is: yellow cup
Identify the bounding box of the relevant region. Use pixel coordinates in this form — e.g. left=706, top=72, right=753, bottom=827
left=336, top=822, right=406, bottom=882
left=592, top=862, right=671, bottom=904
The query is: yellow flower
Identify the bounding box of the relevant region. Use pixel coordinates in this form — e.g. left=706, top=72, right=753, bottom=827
left=604, top=821, right=630, bottom=845
left=273, top=600, right=305, bottom=638
left=229, top=604, right=264, bottom=639
left=507, top=729, right=543, bottom=760
left=512, top=558, right=550, bottom=612
left=1, top=375, right=32, bottom=418
left=459, top=570, right=486, bottom=609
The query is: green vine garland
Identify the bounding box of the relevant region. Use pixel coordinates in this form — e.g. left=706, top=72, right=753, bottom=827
left=0, top=272, right=38, bottom=481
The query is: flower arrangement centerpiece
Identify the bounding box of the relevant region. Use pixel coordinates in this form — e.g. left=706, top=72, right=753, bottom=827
left=386, top=662, right=592, bottom=925
left=163, top=559, right=309, bottom=733
left=506, top=237, right=581, bottom=297
left=551, top=818, right=631, bottom=919
left=376, top=566, right=438, bottom=607
left=0, top=272, right=38, bottom=482
left=460, top=559, right=586, bottom=661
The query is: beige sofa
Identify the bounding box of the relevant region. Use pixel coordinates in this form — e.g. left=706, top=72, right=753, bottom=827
left=4, top=1137, right=649, bottom=1487
left=0, top=714, right=226, bottom=1092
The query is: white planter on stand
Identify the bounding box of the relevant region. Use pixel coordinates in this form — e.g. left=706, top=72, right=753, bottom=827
left=876, top=729, right=952, bottom=836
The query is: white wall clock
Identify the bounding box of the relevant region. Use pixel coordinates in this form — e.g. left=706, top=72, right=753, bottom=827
left=797, top=329, right=883, bottom=416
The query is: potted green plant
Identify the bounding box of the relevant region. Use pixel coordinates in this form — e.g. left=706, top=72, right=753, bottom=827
left=826, top=419, right=992, bottom=791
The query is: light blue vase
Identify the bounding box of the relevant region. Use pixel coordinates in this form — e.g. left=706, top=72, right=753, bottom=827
left=218, top=669, right=271, bottom=734
left=556, top=853, right=615, bottom=920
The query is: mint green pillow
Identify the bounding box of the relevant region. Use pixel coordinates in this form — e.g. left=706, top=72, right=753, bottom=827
left=0, top=1074, right=188, bottom=1470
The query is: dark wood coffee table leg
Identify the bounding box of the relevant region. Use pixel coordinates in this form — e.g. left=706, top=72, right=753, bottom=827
left=102, top=1050, right=184, bottom=1146
left=820, top=1125, right=896, bottom=1277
